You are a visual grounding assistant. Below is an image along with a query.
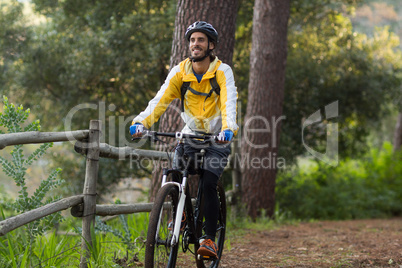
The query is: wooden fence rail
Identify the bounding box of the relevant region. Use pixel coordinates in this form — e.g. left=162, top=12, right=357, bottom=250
left=95, top=203, right=156, bottom=216
left=75, top=142, right=173, bottom=160
left=0, top=130, right=90, bottom=149
left=0, top=195, right=84, bottom=236
left=0, top=120, right=239, bottom=267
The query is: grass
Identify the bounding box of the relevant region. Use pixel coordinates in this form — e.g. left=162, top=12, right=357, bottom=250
left=0, top=184, right=317, bottom=267
left=0, top=204, right=297, bottom=267
left=0, top=211, right=150, bottom=267
left=226, top=203, right=301, bottom=237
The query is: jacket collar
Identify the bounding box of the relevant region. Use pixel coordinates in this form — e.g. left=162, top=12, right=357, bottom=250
left=182, top=57, right=221, bottom=82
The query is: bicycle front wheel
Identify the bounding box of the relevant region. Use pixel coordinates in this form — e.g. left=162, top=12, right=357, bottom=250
left=145, top=184, right=179, bottom=268
left=195, top=180, right=227, bottom=268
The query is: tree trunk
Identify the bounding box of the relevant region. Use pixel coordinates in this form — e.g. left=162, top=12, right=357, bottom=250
left=150, top=0, right=238, bottom=199
left=393, top=112, right=402, bottom=151
left=241, top=0, right=290, bottom=219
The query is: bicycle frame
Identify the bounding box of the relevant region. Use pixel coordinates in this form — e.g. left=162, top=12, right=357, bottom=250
left=141, top=131, right=226, bottom=267
left=160, top=150, right=207, bottom=249
left=159, top=156, right=200, bottom=248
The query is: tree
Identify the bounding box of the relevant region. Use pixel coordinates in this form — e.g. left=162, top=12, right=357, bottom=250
left=282, top=17, right=402, bottom=161
left=241, top=0, right=290, bottom=219
left=234, top=0, right=402, bottom=164
left=9, top=0, right=176, bottom=197
left=150, top=0, right=239, bottom=197
left=394, top=113, right=402, bottom=151
left=18, top=0, right=175, bottom=130
left=0, top=1, right=30, bottom=95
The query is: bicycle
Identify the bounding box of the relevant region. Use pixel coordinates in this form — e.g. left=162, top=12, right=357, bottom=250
left=137, top=131, right=227, bottom=268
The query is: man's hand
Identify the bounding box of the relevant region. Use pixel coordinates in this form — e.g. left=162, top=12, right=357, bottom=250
left=130, top=123, right=144, bottom=138
left=217, top=129, right=233, bottom=144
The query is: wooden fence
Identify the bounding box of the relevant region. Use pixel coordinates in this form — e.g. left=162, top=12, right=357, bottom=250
left=0, top=120, right=241, bottom=267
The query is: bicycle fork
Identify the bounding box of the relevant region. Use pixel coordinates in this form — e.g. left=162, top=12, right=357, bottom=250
left=155, top=172, right=188, bottom=247
left=171, top=178, right=186, bottom=246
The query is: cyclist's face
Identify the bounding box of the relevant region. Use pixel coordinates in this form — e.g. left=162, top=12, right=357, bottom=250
left=189, top=32, right=214, bottom=60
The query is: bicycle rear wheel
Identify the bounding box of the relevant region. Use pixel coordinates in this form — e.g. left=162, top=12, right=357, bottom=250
left=195, top=180, right=227, bottom=268
left=145, top=184, right=179, bottom=268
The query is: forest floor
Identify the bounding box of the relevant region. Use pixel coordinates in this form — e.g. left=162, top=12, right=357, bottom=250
left=219, top=218, right=402, bottom=268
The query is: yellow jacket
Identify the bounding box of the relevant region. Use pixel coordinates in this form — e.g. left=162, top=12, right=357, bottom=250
left=133, top=57, right=238, bottom=135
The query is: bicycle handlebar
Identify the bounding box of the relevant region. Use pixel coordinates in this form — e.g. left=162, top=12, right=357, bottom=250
left=132, top=130, right=229, bottom=144
left=146, top=130, right=216, bottom=140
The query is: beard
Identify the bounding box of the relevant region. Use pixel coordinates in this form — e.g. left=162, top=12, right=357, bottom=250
left=190, top=46, right=210, bottom=62
left=191, top=48, right=206, bottom=60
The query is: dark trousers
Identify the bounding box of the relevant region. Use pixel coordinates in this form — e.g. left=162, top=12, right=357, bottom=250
left=202, top=170, right=219, bottom=241
left=173, top=142, right=230, bottom=241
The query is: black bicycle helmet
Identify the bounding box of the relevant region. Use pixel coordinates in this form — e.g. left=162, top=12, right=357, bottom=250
left=185, top=21, right=219, bottom=44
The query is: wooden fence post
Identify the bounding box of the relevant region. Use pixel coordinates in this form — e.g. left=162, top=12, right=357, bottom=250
left=80, top=120, right=101, bottom=268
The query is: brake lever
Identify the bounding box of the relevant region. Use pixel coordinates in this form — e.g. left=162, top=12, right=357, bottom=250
left=131, top=129, right=150, bottom=141
left=131, top=133, right=144, bottom=141
left=130, top=134, right=160, bottom=143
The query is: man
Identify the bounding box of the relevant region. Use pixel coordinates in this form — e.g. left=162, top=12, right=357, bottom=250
left=130, top=21, right=238, bottom=258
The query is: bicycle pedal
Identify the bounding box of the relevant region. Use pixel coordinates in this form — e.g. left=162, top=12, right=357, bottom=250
left=197, top=254, right=217, bottom=261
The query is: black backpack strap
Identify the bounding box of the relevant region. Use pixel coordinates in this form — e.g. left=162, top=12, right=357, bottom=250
left=209, top=75, right=220, bottom=96
left=180, top=73, right=221, bottom=112
left=203, top=73, right=221, bottom=103
left=180, top=82, right=190, bottom=112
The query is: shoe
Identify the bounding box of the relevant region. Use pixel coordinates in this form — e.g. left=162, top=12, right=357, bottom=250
left=168, top=211, right=186, bottom=231
left=197, top=238, right=218, bottom=258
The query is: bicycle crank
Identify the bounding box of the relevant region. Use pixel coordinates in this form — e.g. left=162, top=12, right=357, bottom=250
left=182, top=230, right=190, bottom=252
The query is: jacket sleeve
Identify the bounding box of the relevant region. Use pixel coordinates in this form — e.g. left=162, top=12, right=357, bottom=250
left=132, top=65, right=181, bottom=129
left=216, top=64, right=239, bottom=135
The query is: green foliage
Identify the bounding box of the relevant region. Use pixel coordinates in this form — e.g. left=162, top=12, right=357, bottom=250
left=33, top=231, right=80, bottom=267
left=2, top=0, right=400, bottom=200
left=2, top=0, right=176, bottom=197
left=0, top=232, right=26, bottom=267
left=233, top=0, right=253, bottom=117
left=83, top=211, right=148, bottom=267
left=282, top=11, right=402, bottom=161
left=15, top=0, right=176, bottom=131
left=94, top=200, right=147, bottom=252
left=49, top=150, right=136, bottom=201
left=0, top=1, right=31, bottom=93
left=95, top=214, right=135, bottom=251
left=0, top=223, right=80, bottom=268
left=89, top=212, right=147, bottom=267
left=0, top=209, right=32, bottom=267
left=0, top=96, right=64, bottom=258
left=0, top=207, right=148, bottom=267
left=0, top=221, right=83, bottom=267
left=234, top=0, right=402, bottom=162
left=276, top=142, right=402, bottom=220
left=290, top=0, right=362, bottom=25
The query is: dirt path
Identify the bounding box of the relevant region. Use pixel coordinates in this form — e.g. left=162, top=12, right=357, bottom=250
left=221, top=218, right=402, bottom=268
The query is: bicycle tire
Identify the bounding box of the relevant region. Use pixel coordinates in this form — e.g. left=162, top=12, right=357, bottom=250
left=195, top=180, right=227, bottom=268
left=144, top=184, right=180, bottom=268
